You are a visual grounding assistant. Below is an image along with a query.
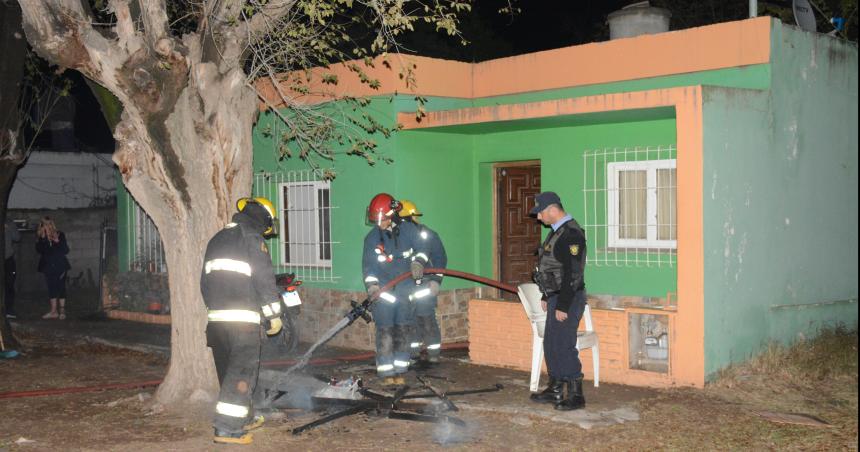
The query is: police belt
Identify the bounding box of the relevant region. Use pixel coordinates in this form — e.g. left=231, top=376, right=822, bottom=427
left=207, top=309, right=261, bottom=324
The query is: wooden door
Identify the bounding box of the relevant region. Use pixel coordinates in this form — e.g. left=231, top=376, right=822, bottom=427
left=497, top=164, right=541, bottom=299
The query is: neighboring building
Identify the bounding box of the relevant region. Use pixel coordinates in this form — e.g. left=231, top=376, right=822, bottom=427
left=9, top=151, right=115, bottom=209
left=117, top=17, right=858, bottom=387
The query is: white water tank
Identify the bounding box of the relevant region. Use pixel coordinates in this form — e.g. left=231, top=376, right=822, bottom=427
left=608, top=2, right=671, bottom=40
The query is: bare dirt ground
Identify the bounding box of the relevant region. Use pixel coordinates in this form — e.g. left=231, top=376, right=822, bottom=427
left=1, top=329, right=856, bottom=451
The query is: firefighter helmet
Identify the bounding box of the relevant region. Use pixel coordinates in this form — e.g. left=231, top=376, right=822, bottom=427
left=237, top=197, right=277, bottom=235
left=367, top=193, right=401, bottom=226
left=398, top=199, right=422, bottom=218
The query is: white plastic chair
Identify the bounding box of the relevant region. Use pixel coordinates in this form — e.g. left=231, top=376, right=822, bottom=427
left=517, top=283, right=600, bottom=391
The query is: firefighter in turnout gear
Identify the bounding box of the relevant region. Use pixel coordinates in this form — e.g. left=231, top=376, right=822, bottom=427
left=362, top=193, right=430, bottom=384
left=201, top=197, right=285, bottom=444
left=399, top=200, right=447, bottom=365
left=528, top=191, right=588, bottom=411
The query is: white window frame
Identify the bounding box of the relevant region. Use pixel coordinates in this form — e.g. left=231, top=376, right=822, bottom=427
left=607, top=159, right=677, bottom=250
left=277, top=180, right=332, bottom=268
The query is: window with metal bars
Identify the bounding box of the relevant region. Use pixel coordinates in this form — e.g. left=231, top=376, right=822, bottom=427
left=254, top=170, right=338, bottom=282
left=278, top=180, right=332, bottom=267
left=582, top=145, right=677, bottom=268
left=607, top=159, right=677, bottom=249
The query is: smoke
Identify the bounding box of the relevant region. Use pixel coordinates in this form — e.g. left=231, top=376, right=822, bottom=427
left=432, top=417, right=480, bottom=446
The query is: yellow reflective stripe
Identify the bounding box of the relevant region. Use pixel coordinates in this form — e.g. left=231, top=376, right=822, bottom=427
left=215, top=401, right=249, bottom=418
left=379, top=292, right=397, bottom=303
left=377, top=364, right=394, bottom=372
left=393, top=360, right=410, bottom=368
left=207, top=310, right=261, bottom=324
left=427, top=343, right=442, bottom=350
left=204, top=259, right=251, bottom=276
left=413, top=253, right=429, bottom=263
left=420, top=231, right=428, bottom=239
left=411, top=288, right=431, bottom=300
left=410, top=342, right=422, bottom=348
left=270, top=302, right=282, bottom=315
left=262, top=306, right=273, bottom=317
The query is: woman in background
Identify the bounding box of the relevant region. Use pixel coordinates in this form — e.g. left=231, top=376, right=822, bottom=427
left=36, top=217, right=71, bottom=320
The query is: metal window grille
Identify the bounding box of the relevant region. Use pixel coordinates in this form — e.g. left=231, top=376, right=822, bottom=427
left=254, top=170, right=339, bottom=282
left=582, top=145, right=677, bottom=268
left=127, top=197, right=167, bottom=273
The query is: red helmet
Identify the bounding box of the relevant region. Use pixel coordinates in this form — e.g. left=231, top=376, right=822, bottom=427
left=367, top=193, right=401, bottom=225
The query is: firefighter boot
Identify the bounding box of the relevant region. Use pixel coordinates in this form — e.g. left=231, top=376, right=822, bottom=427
left=554, top=377, right=586, bottom=411
left=529, top=378, right=563, bottom=404
left=242, top=415, right=265, bottom=431
left=214, top=429, right=253, bottom=445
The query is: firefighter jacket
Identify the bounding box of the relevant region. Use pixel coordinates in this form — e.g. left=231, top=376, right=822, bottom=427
left=536, top=218, right=587, bottom=313
left=362, top=220, right=430, bottom=303
left=201, top=212, right=282, bottom=325
left=415, top=223, right=447, bottom=283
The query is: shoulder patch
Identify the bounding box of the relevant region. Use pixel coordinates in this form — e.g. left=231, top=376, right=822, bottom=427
left=261, top=242, right=269, bottom=253
left=569, top=244, right=579, bottom=256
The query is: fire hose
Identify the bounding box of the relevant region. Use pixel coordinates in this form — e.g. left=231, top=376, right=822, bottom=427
left=0, top=268, right=517, bottom=400
left=343, top=267, right=517, bottom=326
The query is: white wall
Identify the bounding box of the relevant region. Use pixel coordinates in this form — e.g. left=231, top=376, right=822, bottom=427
left=9, top=151, right=115, bottom=209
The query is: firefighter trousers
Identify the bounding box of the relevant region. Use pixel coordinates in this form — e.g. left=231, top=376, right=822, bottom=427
left=207, top=321, right=263, bottom=433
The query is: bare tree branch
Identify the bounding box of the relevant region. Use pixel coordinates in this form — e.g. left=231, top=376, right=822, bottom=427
left=19, top=1, right=114, bottom=84
left=240, top=0, right=297, bottom=44
left=109, top=0, right=143, bottom=56
left=138, top=0, right=169, bottom=46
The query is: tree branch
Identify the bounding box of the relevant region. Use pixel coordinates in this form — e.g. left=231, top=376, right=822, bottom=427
left=17, top=0, right=112, bottom=79
left=137, top=0, right=169, bottom=46
left=239, top=0, right=297, bottom=44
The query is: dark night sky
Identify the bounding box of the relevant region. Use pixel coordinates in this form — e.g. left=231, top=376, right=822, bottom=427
left=67, top=0, right=854, bottom=152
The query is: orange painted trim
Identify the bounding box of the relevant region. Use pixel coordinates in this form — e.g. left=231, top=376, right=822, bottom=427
left=257, top=17, right=771, bottom=108
left=674, top=87, right=705, bottom=388
left=471, top=17, right=770, bottom=98
left=455, top=86, right=705, bottom=386
left=255, top=55, right=473, bottom=109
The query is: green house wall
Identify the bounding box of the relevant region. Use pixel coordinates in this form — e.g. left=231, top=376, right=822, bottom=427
left=247, top=45, right=782, bottom=296
left=702, top=24, right=858, bottom=378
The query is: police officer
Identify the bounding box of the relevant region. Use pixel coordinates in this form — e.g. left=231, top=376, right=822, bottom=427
left=399, top=200, right=447, bottom=365
left=528, top=191, right=588, bottom=411
left=201, top=197, right=285, bottom=444
left=362, top=193, right=430, bottom=384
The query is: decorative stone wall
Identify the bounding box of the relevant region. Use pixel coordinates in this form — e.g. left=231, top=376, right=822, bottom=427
left=294, top=286, right=478, bottom=350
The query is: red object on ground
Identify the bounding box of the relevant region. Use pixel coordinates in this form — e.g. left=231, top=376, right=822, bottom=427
left=0, top=380, right=163, bottom=400
left=2, top=268, right=509, bottom=400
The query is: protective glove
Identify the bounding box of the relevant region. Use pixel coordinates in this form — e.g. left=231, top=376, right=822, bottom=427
left=366, top=284, right=381, bottom=299
left=266, top=317, right=283, bottom=336
left=410, top=260, right=425, bottom=281
left=428, top=280, right=441, bottom=296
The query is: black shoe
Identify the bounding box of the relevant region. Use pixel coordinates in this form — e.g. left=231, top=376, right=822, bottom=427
left=530, top=378, right=564, bottom=404
left=554, top=377, right=586, bottom=411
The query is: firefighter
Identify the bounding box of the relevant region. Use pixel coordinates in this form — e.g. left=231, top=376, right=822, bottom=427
left=399, top=200, right=447, bottom=365
left=528, top=191, right=588, bottom=411
left=362, top=193, right=430, bottom=384
left=201, top=197, right=285, bottom=444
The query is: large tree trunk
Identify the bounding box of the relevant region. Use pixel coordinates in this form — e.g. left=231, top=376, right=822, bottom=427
left=113, top=64, right=258, bottom=404
left=17, top=0, right=264, bottom=405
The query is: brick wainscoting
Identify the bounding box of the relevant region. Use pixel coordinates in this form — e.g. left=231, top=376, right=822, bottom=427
left=296, top=287, right=478, bottom=350
left=469, top=298, right=628, bottom=385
